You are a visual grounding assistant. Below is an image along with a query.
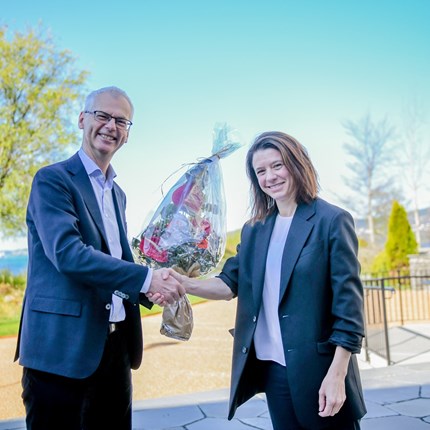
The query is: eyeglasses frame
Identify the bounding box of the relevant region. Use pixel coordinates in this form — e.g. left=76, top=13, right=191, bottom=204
left=84, top=110, right=133, bottom=130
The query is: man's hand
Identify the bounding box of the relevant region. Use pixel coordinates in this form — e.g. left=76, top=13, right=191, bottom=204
left=147, top=268, right=185, bottom=306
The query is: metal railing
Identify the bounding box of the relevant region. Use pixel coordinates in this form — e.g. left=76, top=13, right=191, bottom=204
left=361, top=272, right=430, bottom=365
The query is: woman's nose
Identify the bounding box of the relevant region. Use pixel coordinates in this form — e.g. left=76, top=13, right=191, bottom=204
left=266, top=169, right=276, bottom=180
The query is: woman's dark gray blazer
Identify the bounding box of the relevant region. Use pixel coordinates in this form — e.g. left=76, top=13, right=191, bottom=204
left=218, top=198, right=367, bottom=429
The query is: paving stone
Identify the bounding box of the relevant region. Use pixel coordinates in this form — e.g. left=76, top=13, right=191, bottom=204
left=132, top=405, right=204, bottom=429
left=240, top=417, right=274, bottom=429
left=361, top=416, right=430, bottom=429
left=233, top=398, right=269, bottom=419
left=198, top=396, right=269, bottom=419
left=388, top=398, right=430, bottom=418
left=133, top=427, right=186, bottom=430
left=364, top=386, right=420, bottom=404
left=161, top=427, right=186, bottom=430
left=362, top=400, right=399, bottom=419
left=187, top=417, right=258, bottom=430
left=197, top=400, right=229, bottom=417
left=0, top=419, right=25, bottom=430
left=422, top=384, right=430, bottom=397
left=259, top=410, right=271, bottom=418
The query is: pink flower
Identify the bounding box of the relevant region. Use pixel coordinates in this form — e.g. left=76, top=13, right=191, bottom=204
left=139, top=236, right=168, bottom=263
left=184, top=187, right=204, bottom=212
left=200, top=219, right=211, bottom=235
left=172, top=183, right=189, bottom=206
left=172, top=182, right=204, bottom=212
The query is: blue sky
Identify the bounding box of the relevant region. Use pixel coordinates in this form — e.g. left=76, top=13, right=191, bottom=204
left=1, top=0, right=429, bottom=250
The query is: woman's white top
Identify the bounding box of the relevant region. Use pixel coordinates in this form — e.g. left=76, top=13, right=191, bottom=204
left=254, top=214, right=293, bottom=366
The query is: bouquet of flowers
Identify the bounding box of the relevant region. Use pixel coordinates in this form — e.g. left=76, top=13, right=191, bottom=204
left=132, top=123, right=241, bottom=340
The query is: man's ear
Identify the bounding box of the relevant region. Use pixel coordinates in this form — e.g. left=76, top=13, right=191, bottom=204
left=78, top=112, right=85, bottom=129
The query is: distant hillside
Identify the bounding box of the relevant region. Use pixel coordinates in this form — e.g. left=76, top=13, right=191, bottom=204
left=226, top=206, right=430, bottom=252
left=354, top=206, right=430, bottom=248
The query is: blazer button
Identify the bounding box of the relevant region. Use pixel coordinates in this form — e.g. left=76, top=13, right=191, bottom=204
left=252, top=316, right=257, bottom=323
left=241, top=347, right=248, bottom=354
left=105, top=304, right=111, bottom=310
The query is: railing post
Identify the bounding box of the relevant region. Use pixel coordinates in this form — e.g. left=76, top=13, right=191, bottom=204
left=397, top=274, right=404, bottom=325
left=380, top=278, right=392, bottom=365
left=363, top=312, right=370, bottom=363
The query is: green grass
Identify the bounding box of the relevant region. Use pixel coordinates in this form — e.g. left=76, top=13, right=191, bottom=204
left=0, top=318, right=20, bottom=338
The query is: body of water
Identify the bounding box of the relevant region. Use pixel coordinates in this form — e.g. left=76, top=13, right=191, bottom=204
left=0, top=253, right=28, bottom=275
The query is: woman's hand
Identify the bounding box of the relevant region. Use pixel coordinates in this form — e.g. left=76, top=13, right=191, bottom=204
left=147, top=268, right=234, bottom=303
left=146, top=268, right=187, bottom=307
left=168, top=268, right=188, bottom=284
left=318, top=346, right=351, bottom=417
left=318, top=371, right=346, bottom=417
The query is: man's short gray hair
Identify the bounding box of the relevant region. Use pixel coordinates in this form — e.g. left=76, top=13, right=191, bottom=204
left=84, top=86, right=134, bottom=117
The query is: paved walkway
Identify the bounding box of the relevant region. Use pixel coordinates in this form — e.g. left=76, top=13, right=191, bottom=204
left=1, top=301, right=430, bottom=429
left=1, top=361, right=430, bottom=429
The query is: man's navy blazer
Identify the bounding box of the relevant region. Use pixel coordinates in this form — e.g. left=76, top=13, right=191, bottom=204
left=218, top=198, right=367, bottom=429
left=15, top=153, right=151, bottom=378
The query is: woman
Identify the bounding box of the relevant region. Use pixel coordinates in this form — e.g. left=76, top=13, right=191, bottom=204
left=151, top=131, right=367, bottom=429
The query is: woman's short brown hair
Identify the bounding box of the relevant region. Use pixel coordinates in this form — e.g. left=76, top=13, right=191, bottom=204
left=246, top=131, right=319, bottom=224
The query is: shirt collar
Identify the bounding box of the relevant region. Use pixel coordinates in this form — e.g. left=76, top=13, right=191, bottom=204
left=78, top=148, right=117, bottom=188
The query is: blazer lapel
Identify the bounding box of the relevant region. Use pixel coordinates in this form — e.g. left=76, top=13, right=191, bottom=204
left=112, top=184, right=134, bottom=262
left=66, top=153, right=109, bottom=246
left=252, top=212, right=277, bottom=311
left=279, top=201, right=315, bottom=300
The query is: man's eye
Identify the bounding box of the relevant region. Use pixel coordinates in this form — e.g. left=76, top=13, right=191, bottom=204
left=116, top=119, right=127, bottom=127
left=97, top=113, right=110, bottom=121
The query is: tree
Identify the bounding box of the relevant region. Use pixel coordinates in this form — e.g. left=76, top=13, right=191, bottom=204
left=398, top=100, right=429, bottom=247
left=385, top=200, right=418, bottom=270
left=0, top=25, right=88, bottom=237
left=341, top=113, right=397, bottom=244
left=371, top=200, right=418, bottom=274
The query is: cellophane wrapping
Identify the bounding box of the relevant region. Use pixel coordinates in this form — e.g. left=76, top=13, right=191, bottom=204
left=131, top=123, right=240, bottom=340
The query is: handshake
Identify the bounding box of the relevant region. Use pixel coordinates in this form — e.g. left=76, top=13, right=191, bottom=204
left=146, top=268, right=188, bottom=307
left=146, top=268, right=233, bottom=305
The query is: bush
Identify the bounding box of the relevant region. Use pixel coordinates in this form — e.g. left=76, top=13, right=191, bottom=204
left=0, top=269, right=25, bottom=319
left=371, top=250, right=390, bottom=273
left=385, top=201, right=418, bottom=270
left=357, top=238, right=383, bottom=273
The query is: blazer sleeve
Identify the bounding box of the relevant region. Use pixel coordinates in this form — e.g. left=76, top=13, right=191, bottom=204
left=328, top=209, right=365, bottom=354
left=27, top=165, right=149, bottom=304
left=216, top=227, right=248, bottom=297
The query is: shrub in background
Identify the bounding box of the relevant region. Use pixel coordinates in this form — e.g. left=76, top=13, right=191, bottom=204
left=371, top=200, right=418, bottom=273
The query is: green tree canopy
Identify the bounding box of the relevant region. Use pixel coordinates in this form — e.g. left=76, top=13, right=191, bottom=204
left=0, top=24, right=88, bottom=237
left=385, top=200, right=418, bottom=270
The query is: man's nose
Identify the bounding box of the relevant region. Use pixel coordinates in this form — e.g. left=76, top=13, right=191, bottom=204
left=105, top=118, right=117, bottom=129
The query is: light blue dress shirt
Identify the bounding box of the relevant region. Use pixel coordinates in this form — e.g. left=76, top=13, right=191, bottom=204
left=78, top=149, right=152, bottom=322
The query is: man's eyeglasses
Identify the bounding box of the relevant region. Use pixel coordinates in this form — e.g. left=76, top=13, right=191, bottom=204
left=84, top=110, right=133, bottom=130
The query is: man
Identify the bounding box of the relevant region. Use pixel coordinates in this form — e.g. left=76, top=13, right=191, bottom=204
left=14, top=86, right=184, bottom=430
